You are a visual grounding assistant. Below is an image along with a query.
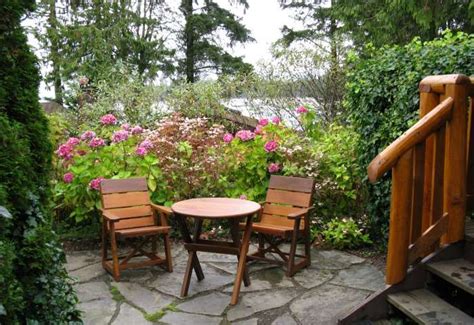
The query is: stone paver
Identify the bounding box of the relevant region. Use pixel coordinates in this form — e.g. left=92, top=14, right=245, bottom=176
left=67, top=243, right=384, bottom=325
left=113, top=303, right=152, bottom=324
left=227, top=289, right=300, bottom=321
left=69, top=262, right=105, bottom=283
left=290, top=283, right=372, bottom=325
left=329, top=263, right=385, bottom=292
left=272, top=313, right=298, bottom=325
left=113, top=282, right=174, bottom=313
left=75, top=281, right=110, bottom=303
left=78, top=296, right=116, bottom=325
left=177, top=292, right=230, bottom=316
left=160, top=311, right=222, bottom=325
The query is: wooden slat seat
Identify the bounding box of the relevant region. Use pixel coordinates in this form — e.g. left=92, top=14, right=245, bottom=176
left=100, top=177, right=173, bottom=281
left=239, top=222, right=303, bottom=236
left=246, top=175, right=315, bottom=277
left=116, top=225, right=171, bottom=238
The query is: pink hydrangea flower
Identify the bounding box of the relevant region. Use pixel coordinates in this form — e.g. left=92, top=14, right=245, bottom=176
left=100, top=114, right=117, bottom=125
left=135, top=146, right=148, bottom=156
left=139, top=140, right=153, bottom=150
left=254, top=125, right=263, bottom=135
left=131, top=126, right=143, bottom=135
left=264, top=140, right=278, bottom=152
left=223, top=133, right=233, bottom=143
left=258, top=118, right=269, bottom=126
left=66, top=137, right=80, bottom=146
left=121, top=123, right=130, bottom=131
left=89, top=177, right=105, bottom=190
left=239, top=194, right=247, bottom=200
left=296, top=105, right=308, bottom=114
left=80, top=130, right=96, bottom=141
left=271, top=116, right=281, bottom=125
left=89, top=137, right=105, bottom=148
left=63, top=172, right=74, bottom=183
left=112, top=130, right=129, bottom=143
left=268, top=163, right=280, bottom=173
left=56, top=143, right=74, bottom=160
left=235, top=130, right=255, bottom=141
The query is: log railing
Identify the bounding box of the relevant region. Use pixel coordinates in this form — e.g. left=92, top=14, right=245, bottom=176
left=368, top=74, right=473, bottom=285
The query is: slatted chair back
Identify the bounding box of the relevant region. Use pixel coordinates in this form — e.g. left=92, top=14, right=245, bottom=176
left=100, top=178, right=154, bottom=230
left=261, top=175, right=315, bottom=228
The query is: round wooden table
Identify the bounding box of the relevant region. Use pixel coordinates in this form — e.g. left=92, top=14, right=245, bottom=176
left=172, top=198, right=261, bottom=305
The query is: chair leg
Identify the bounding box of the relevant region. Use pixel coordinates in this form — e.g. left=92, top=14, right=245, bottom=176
left=304, top=225, right=311, bottom=267
left=257, top=233, right=265, bottom=257
left=163, top=234, right=173, bottom=272
left=109, top=225, right=120, bottom=281
left=101, top=221, right=108, bottom=264
left=287, top=219, right=301, bottom=277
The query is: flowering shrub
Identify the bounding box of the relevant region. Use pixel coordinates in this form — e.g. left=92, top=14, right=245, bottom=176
left=53, top=114, right=165, bottom=223
left=144, top=114, right=227, bottom=201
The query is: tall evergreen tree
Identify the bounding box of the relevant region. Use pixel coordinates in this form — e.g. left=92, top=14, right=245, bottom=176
left=0, top=0, right=80, bottom=322
left=280, top=0, right=474, bottom=51
left=35, top=0, right=175, bottom=102
left=179, top=0, right=254, bottom=83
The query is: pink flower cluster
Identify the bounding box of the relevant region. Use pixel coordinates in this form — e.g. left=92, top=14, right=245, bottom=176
left=63, top=172, right=74, bottom=183
left=223, top=133, right=233, bottom=143
left=235, top=130, right=255, bottom=141
left=258, top=118, right=269, bottom=126
left=89, top=137, right=105, bottom=148
left=131, top=126, right=143, bottom=135
left=135, top=140, right=153, bottom=156
left=268, top=163, right=280, bottom=173
left=296, top=105, right=308, bottom=114
left=56, top=136, right=82, bottom=160
left=100, top=114, right=117, bottom=125
left=264, top=140, right=278, bottom=152
left=112, top=130, right=129, bottom=143
left=81, top=130, right=96, bottom=141
left=271, top=116, right=281, bottom=125
left=89, top=177, right=105, bottom=190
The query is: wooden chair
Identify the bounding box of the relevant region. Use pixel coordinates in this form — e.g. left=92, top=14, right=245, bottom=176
left=243, top=175, right=315, bottom=277
left=99, top=177, right=173, bottom=281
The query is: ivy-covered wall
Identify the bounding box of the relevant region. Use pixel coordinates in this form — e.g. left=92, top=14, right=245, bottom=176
left=0, top=0, right=80, bottom=322
left=345, top=31, right=474, bottom=241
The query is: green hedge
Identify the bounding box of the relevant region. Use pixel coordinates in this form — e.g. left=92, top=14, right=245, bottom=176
left=345, top=31, right=474, bottom=241
left=0, top=0, right=80, bottom=322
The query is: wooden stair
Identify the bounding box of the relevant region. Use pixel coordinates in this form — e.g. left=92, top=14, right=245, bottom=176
left=339, top=219, right=474, bottom=324
left=387, top=289, right=472, bottom=324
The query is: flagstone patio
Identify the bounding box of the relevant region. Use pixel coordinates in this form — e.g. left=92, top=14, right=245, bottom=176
left=67, top=242, right=385, bottom=325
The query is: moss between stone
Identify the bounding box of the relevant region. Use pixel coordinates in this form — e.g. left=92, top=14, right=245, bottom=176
left=110, top=286, right=125, bottom=302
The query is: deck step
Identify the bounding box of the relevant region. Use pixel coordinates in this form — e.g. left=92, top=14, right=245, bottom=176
left=426, top=258, right=474, bottom=295
left=387, top=289, right=473, bottom=324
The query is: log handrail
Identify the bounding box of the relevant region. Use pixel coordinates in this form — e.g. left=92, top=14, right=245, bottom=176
left=368, top=97, right=454, bottom=183
left=368, top=74, right=472, bottom=285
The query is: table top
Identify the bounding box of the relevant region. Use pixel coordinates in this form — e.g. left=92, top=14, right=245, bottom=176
left=171, top=198, right=261, bottom=219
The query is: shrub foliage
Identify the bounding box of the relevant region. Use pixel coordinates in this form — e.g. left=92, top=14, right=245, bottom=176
left=345, top=31, right=474, bottom=240
left=0, top=0, right=80, bottom=322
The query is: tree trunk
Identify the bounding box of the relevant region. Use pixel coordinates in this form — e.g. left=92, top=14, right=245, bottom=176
left=47, top=0, right=63, bottom=104
left=181, top=0, right=195, bottom=83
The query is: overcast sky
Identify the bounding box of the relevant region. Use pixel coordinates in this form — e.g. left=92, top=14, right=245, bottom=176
left=30, top=0, right=301, bottom=99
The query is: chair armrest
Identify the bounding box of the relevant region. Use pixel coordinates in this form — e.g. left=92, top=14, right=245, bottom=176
left=150, top=203, right=173, bottom=216
left=151, top=203, right=172, bottom=227
left=101, top=210, right=121, bottom=222
left=287, top=207, right=314, bottom=219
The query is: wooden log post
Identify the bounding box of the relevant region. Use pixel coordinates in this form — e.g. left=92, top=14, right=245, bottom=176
left=386, top=150, right=414, bottom=285
left=466, top=93, right=474, bottom=213
left=419, top=92, right=439, bottom=232
left=443, top=81, right=469, bottom=244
